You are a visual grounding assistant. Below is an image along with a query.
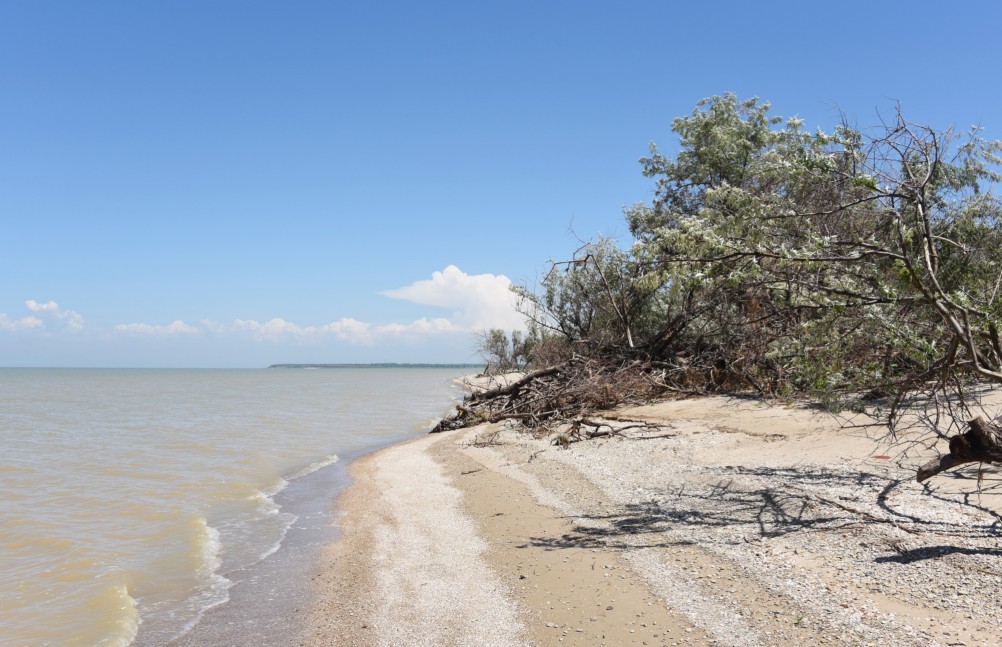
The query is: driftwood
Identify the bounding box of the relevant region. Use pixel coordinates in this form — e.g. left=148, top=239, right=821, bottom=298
left=916, top=417, right=1002, bottom=482
left=553, top=417, right=666, bottom=446
left=467, top=367, right=561, bottom=403
left=430, top=366, right=564, bottom=433
left=431, top=356, right=668, bottom=435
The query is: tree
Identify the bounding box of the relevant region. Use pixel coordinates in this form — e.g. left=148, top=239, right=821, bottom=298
left=426, top=95, right=1002, bottom=480
left=517, top=237, right=668, bottom=350
left=630, top=94, right=1002, bottom=475
left=512, top=93, right=1002, bottom=477
left=475, top=328, right=527, bottom=374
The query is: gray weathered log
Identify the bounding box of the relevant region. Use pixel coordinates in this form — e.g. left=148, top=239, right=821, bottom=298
left=467, top=366, right=561, bottom=403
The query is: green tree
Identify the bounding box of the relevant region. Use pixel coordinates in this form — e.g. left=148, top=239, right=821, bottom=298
left=624, top=95, right=1002, bottom=407
left=525, top=93, right=1002, bottom=414
left=476, top=328, right=530, bottom=373
left=518, top=237, right=668, bottom=349
left=466, top=95, right=1002, bottom=475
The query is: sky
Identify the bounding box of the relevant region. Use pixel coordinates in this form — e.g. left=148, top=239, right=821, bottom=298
left=2, top=1, right=1001, bottom=367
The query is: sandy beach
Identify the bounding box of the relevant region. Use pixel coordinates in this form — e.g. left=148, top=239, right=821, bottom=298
left=302, top=396, right=1002, bottom=647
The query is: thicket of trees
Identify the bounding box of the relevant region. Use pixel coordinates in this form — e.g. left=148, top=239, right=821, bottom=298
left=470, top=94, right=1002, bottom=477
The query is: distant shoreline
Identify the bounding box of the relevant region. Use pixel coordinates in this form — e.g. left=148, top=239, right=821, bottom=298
left=267, top=363, right=484, bottom=369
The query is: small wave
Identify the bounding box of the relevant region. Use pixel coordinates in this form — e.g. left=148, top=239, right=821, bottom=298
left=240, top=455, right=338, bottom=564
left=247, top=489, right=281, bottom=516
left=100, top=584, right=140, bottom=647
left=261, top=477, right=289, bottom=498
left=254, top=512, right=297, bottom=563
left=287, top=454, right=339, bottom=480
left=197, top=520, right=231, bottom=596
left=242, top=489, right=299, bottom=563
left=200, top=521, right=220, bottom=569
left=239, top=478, right=301, bottom=563
left=169, top=518, right=233, bottom=643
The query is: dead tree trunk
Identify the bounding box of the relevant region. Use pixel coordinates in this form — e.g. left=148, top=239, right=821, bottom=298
left=429, top=366, right=562, bottom=433
left=916, top=416, right=1002, bottom=482
left=467, top=366, right=561, bottom=403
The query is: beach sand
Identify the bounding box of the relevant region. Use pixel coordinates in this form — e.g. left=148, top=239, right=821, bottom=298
left=303, top=396, right=1002, bottom=646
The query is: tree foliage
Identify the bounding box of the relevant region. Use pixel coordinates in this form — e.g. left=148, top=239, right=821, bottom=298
left=476, top=328, right=528, bottom=373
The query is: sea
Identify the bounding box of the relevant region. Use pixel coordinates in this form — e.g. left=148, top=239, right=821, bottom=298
left=0, top=367, right=472, bottom=646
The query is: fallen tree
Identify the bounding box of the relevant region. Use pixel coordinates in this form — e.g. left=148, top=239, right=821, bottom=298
left=432, top=355, right=668, bottom=436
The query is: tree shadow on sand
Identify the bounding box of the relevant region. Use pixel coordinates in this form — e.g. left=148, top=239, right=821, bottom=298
left=875, top=544, right=1002, bottom=564
left=524, top=464, right=1002, bottom=559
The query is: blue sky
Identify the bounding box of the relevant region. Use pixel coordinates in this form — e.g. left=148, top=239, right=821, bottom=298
left=2, top=1, right=1001, bottom=367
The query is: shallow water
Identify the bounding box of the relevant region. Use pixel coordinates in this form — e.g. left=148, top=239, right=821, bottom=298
left=0, top=367, right=468, bottom=646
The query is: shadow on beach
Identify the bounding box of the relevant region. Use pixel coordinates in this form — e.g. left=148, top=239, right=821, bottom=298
left=524, top=463, right=1002, bottom=560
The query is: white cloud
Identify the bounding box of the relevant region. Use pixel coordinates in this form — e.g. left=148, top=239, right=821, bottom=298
left=115, top=320, right=200, bottom=336
left=373, top=317, right=458, bottom=337
left=199, top=316, right=457, bottom=344
left=0, top=314, right=44, bottom=331
left=24, top=300, right=59, bottom=313
left=1, top=300, right=84, bottom=333
left=231, top=317, right=304, bottom=340
left=223, top=317, right=375, bottom=342
left=321, top=318, right=373, bottom=343
left=25, top=300, right=85, bottom=332
left=102, top=265, right=521, bottom=347
left=379, top=265, right=525, bottom=331
left=199, top=319, right=229, bottom=334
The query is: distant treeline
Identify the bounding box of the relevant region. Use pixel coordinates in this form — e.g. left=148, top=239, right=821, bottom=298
left=268, top=363, right=484, bottom=369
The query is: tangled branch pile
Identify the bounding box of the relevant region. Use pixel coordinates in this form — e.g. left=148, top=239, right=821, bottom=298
left=432, top=355, right=665, bottom=435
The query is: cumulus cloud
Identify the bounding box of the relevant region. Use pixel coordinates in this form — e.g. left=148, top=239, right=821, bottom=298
left=323, top=318, right=374, bottom=342
left=0, top=314, right=44, bottom=331
left=105, top=265, right=521, bottom=346
left=115, top=320, right=200, bottom=336
left=379, top=265, right=524, bottom=331
left=199, top=316, right=455, bottom=344
left=24, top=300, right=57, bottom=313
left=219, top=317, right=375, bottom=342
left=230, top=318, right=304, bottom=339
left=1, top=300, right=84, bottom=333
left=25, top=300, right=85, bottom=332
left=373, top=317, right=458, bottom=337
